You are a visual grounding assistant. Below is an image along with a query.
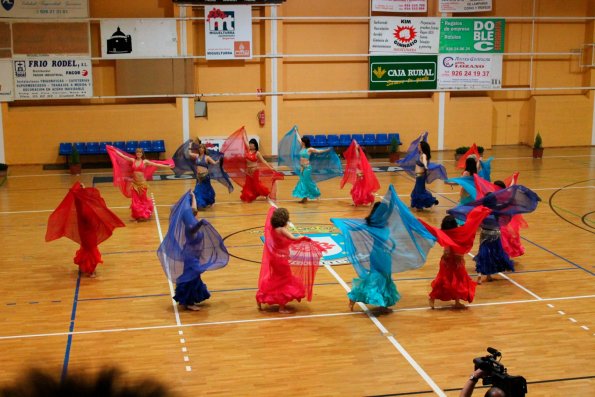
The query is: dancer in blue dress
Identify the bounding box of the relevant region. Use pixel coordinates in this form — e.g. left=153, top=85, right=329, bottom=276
left=278, top=127, right=343, bottom=203
left=172, top=141, right=233, bottom=210
left=332, top=185, right=436, bottom=312
left=157, top=190, right=229, bottom=310
left=448, top=185, right=540, bottom=284
left=397, top=133, right=447, bottom=211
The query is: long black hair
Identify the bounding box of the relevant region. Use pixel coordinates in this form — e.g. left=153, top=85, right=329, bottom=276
left=301, top=136, right=311, bottom=148
left=249, top=138, right=259, bottom=151
left=441, top=215, right=458, bottom=230
left=419, top=141, right=431, bottom=161
left=365, top=202, right=382, bottom=225
left=464, top=157, right=477, bottom=175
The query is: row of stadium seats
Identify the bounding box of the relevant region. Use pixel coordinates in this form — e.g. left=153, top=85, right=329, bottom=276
left=59, top=140, right=166, bottom=156
left=302, top=133, right=401, bottom=148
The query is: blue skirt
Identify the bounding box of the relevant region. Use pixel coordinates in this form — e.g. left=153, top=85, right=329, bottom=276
left=474, top=232, right=514, bottom=275
left=194, top=175, right=215, bottom=208
left=174, top=274, right=211, bottom=306
left=348, top=270, right=400, bottom=308
left=292, top=165, right=321, bottom=199
left=411, top=174, right=438, bottom=209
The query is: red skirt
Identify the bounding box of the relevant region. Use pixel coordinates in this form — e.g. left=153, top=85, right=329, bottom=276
left=429, top=254, right=476, bottom=303
left=240, top=170, right=270, bottom=203
left=74, top=246, right=103, bottom=274
left=131, top=185, right=153, bottom=220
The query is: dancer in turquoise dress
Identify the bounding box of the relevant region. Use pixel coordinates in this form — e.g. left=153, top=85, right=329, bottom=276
left=293, top=136, right=331, bottom=203
left=332, top=185, right=436, bottom=312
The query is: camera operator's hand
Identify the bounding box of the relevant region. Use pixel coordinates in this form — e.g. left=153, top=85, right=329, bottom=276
left=459, top=369, right=488, bottom=397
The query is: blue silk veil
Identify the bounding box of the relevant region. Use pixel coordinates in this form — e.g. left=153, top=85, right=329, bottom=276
left=397, top=132, right=448, bottom=183
left=448, top=185, right=541, bottom=229
left=157, top=191, right=229, bottom=281
left=331, top=185, right=436, bottom=278
left=172, top=139, right=234, bottom=192
left=278, top=126, right=343, bottom=182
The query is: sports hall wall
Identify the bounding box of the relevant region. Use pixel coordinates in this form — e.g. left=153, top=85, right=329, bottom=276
left=1, top=0, right=594, bottom=165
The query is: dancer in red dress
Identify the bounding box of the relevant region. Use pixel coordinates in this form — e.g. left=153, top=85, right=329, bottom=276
left=45, top=182, right=125, bottom=277
left=419, top=206, right=491, bottom=309
left=341, top=139, right=380, bottom=206
left=221, top=127, right=284, bottom=202
left=256, top=207, right=325, bottom=313
left=106, top=146, right=174, bottom=221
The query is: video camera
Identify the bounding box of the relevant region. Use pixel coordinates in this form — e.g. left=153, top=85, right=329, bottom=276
left=473, top=348, right=528, bottom=397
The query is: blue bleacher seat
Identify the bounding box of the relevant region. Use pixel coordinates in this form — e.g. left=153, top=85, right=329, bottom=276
left=363, top=134, right=376, bottom=146
left=338, top=134, right=351, bottom=146
left=86, top=142, right=100, bottom=154
left=151, top=140, right=165, bottom=153
left=313, top=135, right=327, bottom=147
left=113, top=141, right=126, bottom=151
left=375, top=133, right=389, bottom=146
left=351, top=134, right=364, bottom=144
left=99, top=141, right=112, bottom=154
left=327, top=134, right=339, bottom=147
left=59, top=142, right=72, bottom=156
left=74, top=142, right=87, bottom=154
left=126, top=141, right=139, bottom=153
left=139, top=140, right=152, bottom=153
left=388, top=133, right=401, bottom=145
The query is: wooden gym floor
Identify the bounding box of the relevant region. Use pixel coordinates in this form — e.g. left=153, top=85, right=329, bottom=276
left=0, top=145, right=593, bottom=396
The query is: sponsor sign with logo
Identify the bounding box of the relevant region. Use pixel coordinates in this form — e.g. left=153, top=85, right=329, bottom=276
left=100, top=20, right=178, bottom=58
left=372, top=0, right=427, bottom=13
left=13, top=56, right=92, bottom=99
left=0, top=0, right=89, bottom=18
left=370, top=55, right=438, bottom=91
left=260, top=232, right=349, bottom=266
left=439, top=0, right=492, bottom=13
left=370, top=17, right=440, bottom=54
left=0, top=59, right=13, bottom=102
left=205, top=5, right=252, bottom=60
left=440, top=18, right=505, bottom=53
left=437, top=54, right=502, bottom=89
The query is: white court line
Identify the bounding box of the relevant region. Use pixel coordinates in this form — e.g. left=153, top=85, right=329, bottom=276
left=266, top=198, right=447, bottom=397
left=1, top=295, right=593, bottom=341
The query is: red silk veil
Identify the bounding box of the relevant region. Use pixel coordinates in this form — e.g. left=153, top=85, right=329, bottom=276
left=45, top=181, right=125, bottom=245
left=106, top=145, right=174, bottom=198
left=259, top=207, right=325, bottom=302
left=419, top=206, right=491, bottom=255
left=456, top=143, right=480, bottom=169
left=340, top=140, right=380, bottom=192
left=221, top=127, right=284, bottom=199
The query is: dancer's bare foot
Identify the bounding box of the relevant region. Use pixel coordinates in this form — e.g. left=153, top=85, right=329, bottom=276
left=486, top=275, right=494, bottom=282
left=476, top=275, right=483, bottom=285
left=89, top=272, right=97, bottom=278
left=278, top=305, right=293, bottom=314
left=453, top=300, right=466, bottom=309
left=379, top=307, right=393, bottom=314
left=429, top=298, right=435, bottom=309
left=185, top=304, right=201, bottom=311
left=257, top=301, right=263, bottom=311
left=299, top=197, right=307, bottom=204
left=348, top=299, right=356, bottom=311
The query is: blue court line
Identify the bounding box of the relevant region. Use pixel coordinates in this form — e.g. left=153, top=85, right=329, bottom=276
left=61, top=272, right=81, bottom=382
left=521, top=237, right=594, bottom=276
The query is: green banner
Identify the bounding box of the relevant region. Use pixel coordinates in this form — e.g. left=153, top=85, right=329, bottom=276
left=369, top=55, right=437, bottom=91
left=440, top=18, right=505, bottom=53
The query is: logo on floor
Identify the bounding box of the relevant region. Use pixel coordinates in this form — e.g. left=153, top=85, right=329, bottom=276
left=260, top=232, right=349, bottom=266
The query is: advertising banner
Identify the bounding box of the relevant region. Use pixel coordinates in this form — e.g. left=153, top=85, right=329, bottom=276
left=13, top=57, right=93, bottom=100
left=101, top=19, right=178, bottom=59
left=0, top=60, right=13, bottom=102
left=440, top=18, right=505, bottom=53
left=370, top=17, right=440, bottom=54
left=370, top=55, right=438, bottom=91
left=372, top=0, right=427, bottom=13
left=204, top=5, right=252, bottom=60
left=439, top=0, right=492, bottom=13
left=437, top=54, right=502, bottom=89
left=0, top=0, right=89, bottom=18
